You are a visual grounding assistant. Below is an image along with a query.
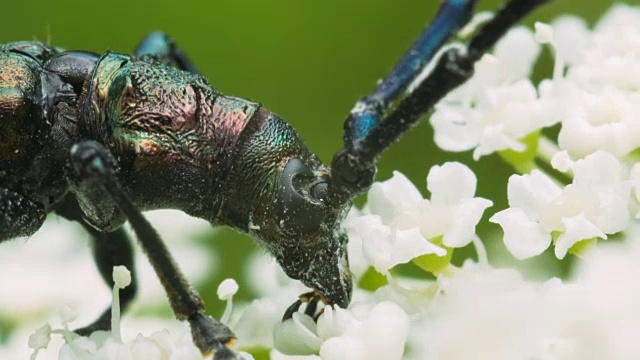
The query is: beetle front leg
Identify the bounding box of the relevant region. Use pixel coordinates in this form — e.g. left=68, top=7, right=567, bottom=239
left=0, top=188, right=46, bottom=242
left=67, top=140, right=237, bottom=359
left=134, top=32, right=199, bottom=74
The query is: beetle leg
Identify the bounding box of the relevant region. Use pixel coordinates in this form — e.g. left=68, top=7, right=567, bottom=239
left=329, top=0, right=550, bottom=202
left=134, top=32, right=199, bottom=74
left=54, top=196, right=137, bottom=335
left=67, top=140, right=238, bottom=358
left=0, top=188, right=46, bottom=242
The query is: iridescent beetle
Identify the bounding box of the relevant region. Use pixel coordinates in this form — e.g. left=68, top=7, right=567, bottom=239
left=0, top=0, right=549, bottom=358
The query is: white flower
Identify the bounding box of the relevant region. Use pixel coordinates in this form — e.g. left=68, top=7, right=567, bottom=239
left=432, top=79, right=546, bottom=160
left=489, top=206, right=552, bottom=260
left=234, top=245, right=377, bottom=354
left=557, top=87, right=640, bottom=158
left=534, top=22, right=554, bottom=44
left=425, top=162, right=493, bottom=247
left=567, top=4, right=640, bottom=92
left=491, top=151, right=632, bottom=259
left=429, top=26, right=546, bottom=160
left=232, top=252, right=308, bottom=350
left=270, top=351, right=320, bottom=360
left=274, top=302, right=409, bottom=360
left=55, top=326, right=207, bottom=360
left=268, top=237, right=640, bottom=360
left=345, top=163, right=492, bottom=273
left=571, top=238, right=640, bottom=357
left=549, top=16, right=590, bottom=66
left=405, top=266, right=599, bottom=360
left=26, top=267, right=221, bottom=360
left=446, top=26, right=541, bottom=104
left=28, top=324, right=52, bottom=359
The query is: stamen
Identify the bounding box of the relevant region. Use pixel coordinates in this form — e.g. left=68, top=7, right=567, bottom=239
left=111, top=265, right=132, bottom=343
left=217, top=278, right=239, bottom=324
left=28, top=324, right=51, bottom=360
left=472, top=235, right=489, bottom=267
left=535, top=22, right=566, bottom=82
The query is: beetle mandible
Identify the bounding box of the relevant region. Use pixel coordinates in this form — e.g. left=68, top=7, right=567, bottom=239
left=0, top=0, right=550, bottom=358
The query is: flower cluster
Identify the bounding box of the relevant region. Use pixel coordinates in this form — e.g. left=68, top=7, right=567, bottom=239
left=27, top=266, right=209, bottom=360
left=481, top=4, right=640, bottom=260
left=268, top=3, right=640, bottom=359
left=344, top=162, right=492, bottom=274
left=27, top=267, right=253, bottom=360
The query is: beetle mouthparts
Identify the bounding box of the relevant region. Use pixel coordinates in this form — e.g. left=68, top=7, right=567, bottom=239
left=282, top=291, right=329, bottom=322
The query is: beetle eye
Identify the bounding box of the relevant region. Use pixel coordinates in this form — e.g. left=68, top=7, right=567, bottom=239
left=276, top=158, right=328, bottom=235
left=309, top=180, right=328, bottom=203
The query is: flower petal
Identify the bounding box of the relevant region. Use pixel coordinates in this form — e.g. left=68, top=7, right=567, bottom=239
left=427, top=162, right=478, bottom=206
left=355, top=215, right=394, bottom=273
left=391, top=227, right=447, bottom=266
left=273, top=314, right=321, bottom=355
left=507, top=170, right=562, bottom=220
left=430, top=105, right=482, bottom=152
left=442, top=198, right=493, bottom=248
left=490, top=208, right=552, bottom=259
left=316, top=306, right=356, bottom=341
left=555, top=214, right=607, bottom=259
left=367, top=171, right=423, bottom=224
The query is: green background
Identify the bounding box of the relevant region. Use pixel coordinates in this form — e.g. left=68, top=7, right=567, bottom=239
left=1, top=0, right=635, bottom=344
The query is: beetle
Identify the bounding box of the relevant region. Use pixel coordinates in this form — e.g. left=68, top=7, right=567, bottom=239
left=0, top=0, right=550, bottom=358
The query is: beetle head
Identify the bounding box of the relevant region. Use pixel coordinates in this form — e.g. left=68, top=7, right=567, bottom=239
left=272, top=157, right=353, bottom=309
left=218, top=112, right=353, bottom=309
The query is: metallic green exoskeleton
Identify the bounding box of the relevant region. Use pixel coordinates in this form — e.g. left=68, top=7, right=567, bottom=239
left=0, top=0, right=550, bottom=358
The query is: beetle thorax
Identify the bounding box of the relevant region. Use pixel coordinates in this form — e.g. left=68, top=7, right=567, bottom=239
left=78, top=54, right=260, bottom=217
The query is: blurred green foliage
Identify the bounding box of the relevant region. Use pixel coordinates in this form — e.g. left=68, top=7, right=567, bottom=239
left=1, top=0, right=636, bottom=322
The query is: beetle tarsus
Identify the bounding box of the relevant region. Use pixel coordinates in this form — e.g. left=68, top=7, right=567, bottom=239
left=189, top=313, right=238, bottom=358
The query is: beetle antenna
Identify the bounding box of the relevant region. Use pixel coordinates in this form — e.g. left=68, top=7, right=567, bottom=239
left=329, top=0, right=551, bottom=203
